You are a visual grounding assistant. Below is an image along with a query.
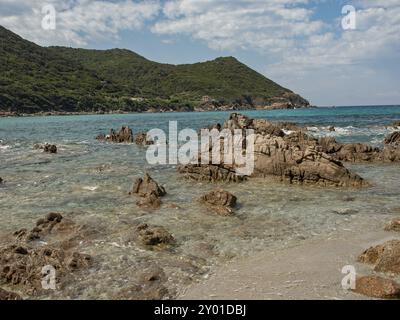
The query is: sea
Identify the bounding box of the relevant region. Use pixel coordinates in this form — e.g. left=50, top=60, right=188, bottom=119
left=0, top=105, right=400, bottom=299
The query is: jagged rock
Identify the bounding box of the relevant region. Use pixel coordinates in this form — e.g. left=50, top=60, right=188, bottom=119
left=252, top=133, right=366, bottom=187
left=134, top=224, right=175, bottom=248
left=384, top=132, right=400, bottom=146
left=385, top=218, right=400, bottom=232
left=96, top=126, right=133, bottom=143
left=0, top=288, right=22, bottom=300
left=358, top=240, right=400, bottom=275
left=178, top=113, right=367, bottom=187
left=34, top=144, right=57, bottom=153
left=134, top=132, right=154, bottom=146
left=199, top=190, right=237, bottom=216
left=353, top=276, right=400, bottom=299
left=130, top=174, right=166, bottom=198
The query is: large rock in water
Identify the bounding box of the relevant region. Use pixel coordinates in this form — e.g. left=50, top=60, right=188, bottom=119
left=96, top=126, right=133, bottom=143
left=130, top=174, right=166, bottom=209
left=178, top=113, right=366, bottom=187
left=199, top=190, right=237, bottom=216
left=135, top=132, right=154, bottom=146
left=384, top=132, right=400, bottom=146
left=358, top=240, right=400, bottom=275
left=354, top=276, right=400, bottom=299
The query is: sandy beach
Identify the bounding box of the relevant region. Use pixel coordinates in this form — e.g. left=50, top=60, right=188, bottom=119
left=180, top=215, right=400, bottom=300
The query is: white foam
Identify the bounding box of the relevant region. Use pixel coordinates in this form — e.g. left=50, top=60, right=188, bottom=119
left=82, top=186, right=99, bottom=191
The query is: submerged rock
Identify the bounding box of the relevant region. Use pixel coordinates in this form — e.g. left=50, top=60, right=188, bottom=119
left=0, top=288, right=22, bottom=300
left=354, top=276, right=400, bottom=299
left=199, top=190, right=237, bottom=216
left=385, top=218, right=400, bottom=232
left=178, top=164, right=246, bottom=183
left=134, top=223, right=175, bottom=248
left=96, top=126, right=133, bottom=143
left=358, top=240, right=400, bottom=275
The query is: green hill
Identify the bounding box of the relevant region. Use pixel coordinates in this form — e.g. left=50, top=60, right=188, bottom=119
left=0, top=26, right=309, bottom=114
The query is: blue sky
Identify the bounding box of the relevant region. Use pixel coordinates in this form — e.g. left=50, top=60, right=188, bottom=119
left=1, top=0, right=399, bottom=106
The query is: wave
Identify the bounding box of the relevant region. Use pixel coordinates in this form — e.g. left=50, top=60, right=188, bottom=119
left=307, top=125, right=397, bottom=137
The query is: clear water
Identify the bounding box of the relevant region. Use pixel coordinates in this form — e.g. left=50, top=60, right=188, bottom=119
left=0, top=106, right=399, bottom=299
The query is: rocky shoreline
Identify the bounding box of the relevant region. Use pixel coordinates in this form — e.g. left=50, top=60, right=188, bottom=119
left=1, top=112, right=399, bottom=300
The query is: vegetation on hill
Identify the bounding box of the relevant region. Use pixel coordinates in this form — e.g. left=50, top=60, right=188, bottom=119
left=0, top=26, right=309, bottom=114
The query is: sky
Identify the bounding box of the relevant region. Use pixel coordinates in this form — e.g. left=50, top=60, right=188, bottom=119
left=0, top=0, right=399, bottom=106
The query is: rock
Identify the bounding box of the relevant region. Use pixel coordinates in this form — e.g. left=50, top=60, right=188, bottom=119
left=358, top=240, right=400, bottom=275
left=328, top=126, right=336, bottom=132
left=0, top=177, right=3, bottom=184
left=34, top=144, right=57, bottom=153
left=354, top=276, right=400, bottom=299
left=0, top=288, right=22, bottom=300
left=96, top=126, right=133, bottom=143
left=178, top=164, right=246, bottom=183
left=136, top=193, right=162, bottom=209
left=131, top=174, right=166, bottom=198
left=385, top=218, right=400, bottom=232
left=135, top=132, right=154, bottom=146
left=384, top=132, right=400, bottom=146
left=134, top=224, right=175, bottom=248
left=199, top=190, right=237, bottom=216
left=178, top=113, right=367, bottom=187
left=0, top=214, right=93, bottom=295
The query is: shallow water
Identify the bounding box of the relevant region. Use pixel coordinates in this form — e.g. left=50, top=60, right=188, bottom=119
left=0, top=106, right=400, bottom=299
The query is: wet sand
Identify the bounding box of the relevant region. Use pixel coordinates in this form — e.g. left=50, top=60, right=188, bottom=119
left=179, top=217, right=400, bottom=300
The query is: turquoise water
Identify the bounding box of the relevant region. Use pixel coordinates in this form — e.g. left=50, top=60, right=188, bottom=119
left=0, top=106, right=400, bottom=299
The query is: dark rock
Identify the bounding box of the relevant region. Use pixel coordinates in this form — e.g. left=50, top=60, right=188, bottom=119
left=178, top=164, right=246, bottom=183
left=358, top=240, right=400, bottom=275
left=134, top=132, right=154, bottom=146
left=135, top=224, right=175, bottom=248
left=96, top=126, right=133, bottom=143
left=34, top=144, right=57, bottom=153
left=131, top=174, right=166, bottom=198
left=0, top=177, right=3, bottom=184
left=354, top=276, right=400, bottom=299
left=0, top=288, right=22, bottom=300
left=199, top=190, right=237, bottom=216
left=328, top=126, right=336, bottom=132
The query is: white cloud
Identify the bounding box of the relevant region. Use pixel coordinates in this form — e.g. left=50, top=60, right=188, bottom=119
left=0, top=0, right=161, bottom=46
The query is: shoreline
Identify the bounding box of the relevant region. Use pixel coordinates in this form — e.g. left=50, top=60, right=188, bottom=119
left=179, top=215, right=400, bottom=300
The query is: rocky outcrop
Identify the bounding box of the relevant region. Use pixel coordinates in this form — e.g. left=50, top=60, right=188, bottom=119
left=135, top=132, right=154, bottom=146
left=96, top=126, right=133, bottom=143
left=199, top=190, right=237, bottom=216
left=385, top=218, right=400, bottom=232
left=391, top=121, right=400, bottom=128
left=178, top=113, right=367, bottom=187
left=130, top=174, right=166, bottom=208
left=0, top=288, right=22, bottom=300
left=132, top=223, right=175, bottom=249
left=0, top=213, right=93, bottom=295
left=358, top=240, right=400, bottom=275
left=34, top=143, right=57, bottom=154
left=354, top=276, right=400, bottom=299
left=318, top=132, right=400, bottom=163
